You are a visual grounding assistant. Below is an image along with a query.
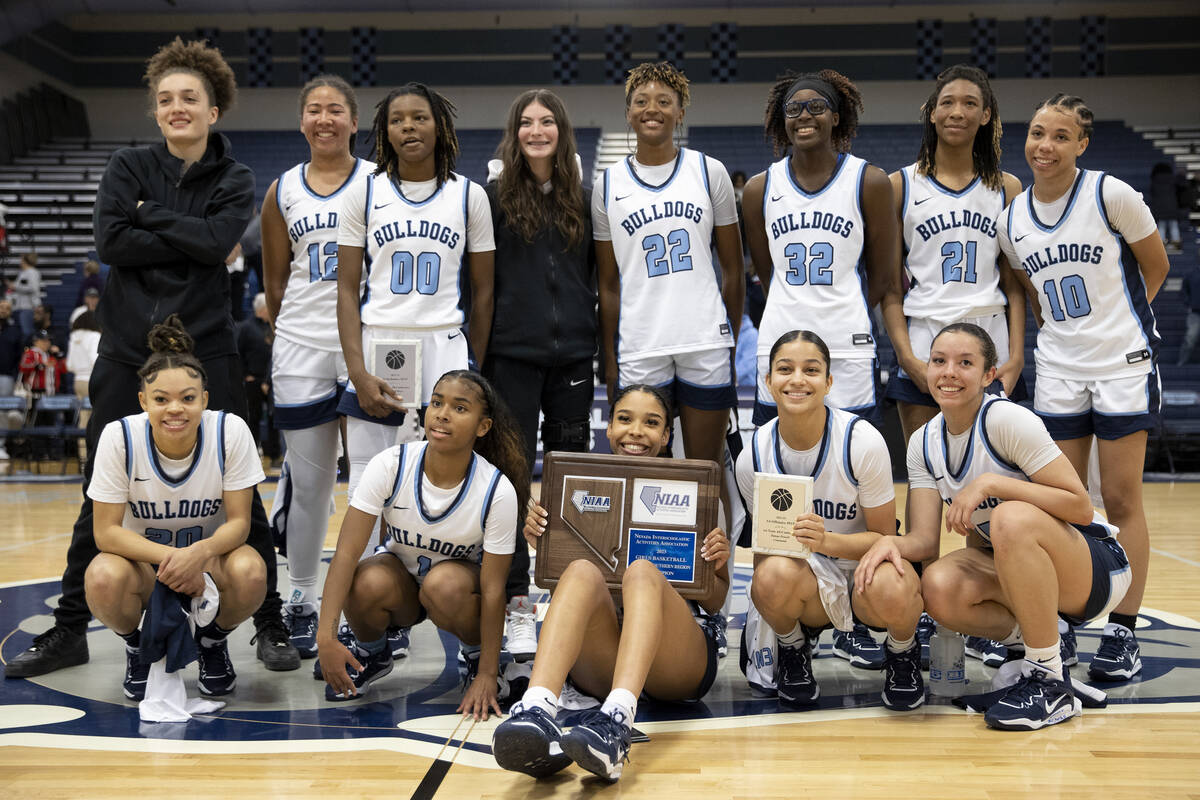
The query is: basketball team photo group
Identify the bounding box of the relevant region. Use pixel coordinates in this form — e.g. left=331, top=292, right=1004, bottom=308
left=2, top=6, right=1199, bottom=798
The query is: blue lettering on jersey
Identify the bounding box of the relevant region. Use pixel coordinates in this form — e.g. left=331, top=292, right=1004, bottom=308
left=618, top=201, right=704, bottom=236
left=913, top=210, right=997, bottom=242
left=371, top=219, right=461, bottom=250
left=768, top=211, right=854, bottom=240
left=812, top=498, right=858, bottom=521
left=287, top=212, right=339, bottom=244
left=1020, top=243, right=1105, bottom=276
left=383, top=522, right=481, bottom=562
left=127, top=498, right=223, bottom=520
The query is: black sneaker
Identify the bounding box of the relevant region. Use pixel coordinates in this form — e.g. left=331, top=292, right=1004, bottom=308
left=197, top=639, right=237, bottom=696
left=285, top=607, right=318, bottom=659
left=324, top=647, right=393, bottom=701
left=559, top=708, right=632, bottom=782
left=123, top=646, right=150, bottom=701
left=387, top=625, right=410, bottom=660
left=492, top=706, right=572, bottom=778
left=313, top=623, right=357, bottom=680
left=252, top=614, right=301, bottom=671
left=4, top=625, right=89, bottom=678
left=881, top=641, right=926, bottom=711
left=777, top=639, right=819, bottom=705
left=832, top=622, right=886, bottom=670
left=915, top=613, right=936, bottom=670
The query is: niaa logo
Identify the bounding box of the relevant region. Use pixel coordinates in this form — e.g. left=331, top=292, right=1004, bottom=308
left=571, top=490, right=611, bottom=513
left=639, top=485, right=691, bottom=514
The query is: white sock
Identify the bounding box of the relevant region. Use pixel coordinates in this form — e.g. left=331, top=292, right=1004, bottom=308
left=513, top=684, right=558, bottom=717
left=1024, top=641, right=1063, bottom=680
left=1103, top=622, right=1132, bottom=638
left=286, top=576, right=319, bottom=615
left=777, top=622, right=803, bottom=647
left=601, top=688, right=638, bottom=728
left=507, top=595, right=535, bottom=614
left=999, top=623, right=1023, bottom=648
left=277, top=422, right=341, bottom=605
left=886, top=633, right=915, bottom=654
left=1058, top=618, right=1070, bottom=635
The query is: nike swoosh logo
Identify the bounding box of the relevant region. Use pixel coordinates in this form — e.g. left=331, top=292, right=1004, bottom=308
left=374, top=202, right=393, bottom=210
left=447, top=331, right=462, bottom=340
left=770, top=194, right=784, bottom=202
left=134, top=477, right=149, bottom=482
left=1014, top=233, right=1031, bottom=242
left=569, top=378, right=588, bottom=387
left=913, top=197, right=931, bottom=205
left=614, top=194, right=630, bottom=202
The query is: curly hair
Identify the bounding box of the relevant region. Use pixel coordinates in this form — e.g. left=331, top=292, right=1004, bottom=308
left=624, top=61, right=691, bottom=109
left=144, top=37, right=237, bottom=117
left=139, top=314, right=207, bottom=388
left=369, top=83, right=459, bottom=187
left=433, top=370, right=531, bottom=513
left=1034, top=93, right=1094, bottom=141
left=494, top=89, right=586, bottom=248
left=763, top=69, right=862, bottom=156
left=916, top=64, right=1004, bottom=191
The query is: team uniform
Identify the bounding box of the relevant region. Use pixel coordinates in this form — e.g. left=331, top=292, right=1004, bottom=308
left=593, top=148, right=738, bottom=409
left=351, top=440, right=518, bottom=584
left=735, top=407, right=895, bottom=613
left=755, top=153, right=879, bottom=424
left=887, top=164, right=1022, bottom=406
left=336, top=171, right=495, bottom=424
left=272, top=158, right=373, bottom=427
left=998, top=169, right=1161, bottom=440
left=909, top=395, right=1131, bottom=624
left=88, top=410, right=265, bottom=543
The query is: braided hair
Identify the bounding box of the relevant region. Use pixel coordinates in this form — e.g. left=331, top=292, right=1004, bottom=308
left=138, top=314, right=207, bottom=388
left=916, top=64, right=1004, bottom=191
left=624, top=61, right=691, bottom=109
left=1034, top=93, right=1094, bottom=140
left=763, top=69, right=862, bottom=156
left=369, top=83, right=459, bottom=187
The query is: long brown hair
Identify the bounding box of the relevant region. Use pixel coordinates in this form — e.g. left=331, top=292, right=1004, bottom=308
left=916, top=64, right=1004, bottom=191
left=495, top=89, right=586, bottom=248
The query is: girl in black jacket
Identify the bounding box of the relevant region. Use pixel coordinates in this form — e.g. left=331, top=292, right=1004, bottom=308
left=5, top=37, right=299, bottom=683
left=482, top=89, right=597, bottom=661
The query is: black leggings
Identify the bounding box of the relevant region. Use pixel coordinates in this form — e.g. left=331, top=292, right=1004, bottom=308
left=54, top=355, right=280, bottom=633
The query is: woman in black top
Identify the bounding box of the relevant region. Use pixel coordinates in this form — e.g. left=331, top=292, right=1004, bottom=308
left=4, top=37, right=299, bottom=681
left=482, top=89, right=596, bottom=659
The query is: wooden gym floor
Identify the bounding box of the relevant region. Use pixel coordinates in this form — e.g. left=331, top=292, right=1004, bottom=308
left=1, top=479, right=1199, bottom=799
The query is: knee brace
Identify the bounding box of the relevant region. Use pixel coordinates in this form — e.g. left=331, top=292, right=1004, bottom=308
left=541, top=417, right=591, bottom=453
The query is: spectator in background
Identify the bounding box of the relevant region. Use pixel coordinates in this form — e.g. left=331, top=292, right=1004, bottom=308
left=1151, top=162, right=1182, bottom=251
left=236, top=292, right=279, bottom=463
left=70, top=288, right=100, bottom=326
left=67, top=310, right=101, bottom=459
left=9, top=252, right=41, bottom=341
left=30, top=304, right=64, bottom=354
left=227, top=242, right=247, bottom=321
left=19, top=330, right=65, bottom=396
left=75, top=260, right=105, bottom=306
left=0, top=299, right=21, bottom=396
left=1179, top=264, right=1200, bottom=366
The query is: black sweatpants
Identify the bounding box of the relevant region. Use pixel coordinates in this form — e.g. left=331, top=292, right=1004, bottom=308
left=53, top=354, right=281, bottom=634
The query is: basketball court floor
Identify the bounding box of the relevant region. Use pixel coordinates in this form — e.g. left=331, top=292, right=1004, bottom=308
left=2, top=480, right=1199, bottom=798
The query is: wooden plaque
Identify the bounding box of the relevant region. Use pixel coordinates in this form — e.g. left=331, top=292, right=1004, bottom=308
left=534, top=451, right=720, bottom=600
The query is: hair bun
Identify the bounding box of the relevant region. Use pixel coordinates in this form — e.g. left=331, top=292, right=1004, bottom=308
left=146, top=313, right=196, bottom=355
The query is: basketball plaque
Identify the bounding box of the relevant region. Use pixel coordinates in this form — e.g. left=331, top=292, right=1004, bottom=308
left=369, top=338, right=421, bottom=409
left=751, top=472, right=815, bottom=558
left=534, top=452, right=720, bottom=600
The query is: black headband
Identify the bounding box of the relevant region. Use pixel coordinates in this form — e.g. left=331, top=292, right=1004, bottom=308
left=785, top=78, right=840, bottom=114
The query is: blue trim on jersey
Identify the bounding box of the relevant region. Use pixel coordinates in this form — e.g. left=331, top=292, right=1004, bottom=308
left=927, top=173, right=981, bottom=198
left=940, top=413, right=974, bottom=483
left=145, top=416, right=205, bottom=488
left=299, top=158, right=365, bottom=201
left=603, top=167, right=610, bottom=207
left=977, top=399, right=1024, bottom=474
left=360, top=177, right=375, bottom=310
left=120, top=418, right=132, bottom=478
left=456, top=180, right=471, bottom=324
left=389, top=173, right=451, bottom=208
left=414, top=448, right=477, bottom=525
left=274, top=387, right=343, bottom=430
left=274, top=169, right=286, bottom=214
left=843, top=416, right=861, bottom=487
left=784, top=152, right=847, bottom=199
left=479, top=469, right=503, bottom=533
left=385, top=443, right=409, bottom=507
left=217, top=412, right=227, bottom=476
left=1095, top=172, right=1121, bottom=238
left=1027, top=169, right=1086, bottom=232
left=751, top=428, right=762, bottom=473
left=623, top=149, right=686, bottom=192
left=852, top=162, right=875, bottom=340
left=1103, top=176, right=1160, bottom=359
left=700, top=152, right=711, bottom=198
left=337, top=384, right=408, bottom=426
left=771, top=408, right=831, bottom=478
left=761, top=167, right=772, bottom=220
left=899, top=167, right=910, bottom=217
left=921, top=423, right=938, bottom=479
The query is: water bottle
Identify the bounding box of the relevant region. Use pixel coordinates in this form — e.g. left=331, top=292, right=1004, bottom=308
left=928, top=624, right=967, bottom=697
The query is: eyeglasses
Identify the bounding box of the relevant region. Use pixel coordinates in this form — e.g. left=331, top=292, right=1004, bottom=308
left=783, top=98, right=831, bottom=118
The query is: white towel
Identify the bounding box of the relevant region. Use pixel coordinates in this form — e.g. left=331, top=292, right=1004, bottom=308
left=138, top=575, right=226, bottom=723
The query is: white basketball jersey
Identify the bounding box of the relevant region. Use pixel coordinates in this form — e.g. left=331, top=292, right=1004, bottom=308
left=377, top=441, right=512, bottom=579
left=918, top=395, right=1117, bottom=544
left=750, top=408, right=869, bottom=570
left=603, top=148, right=733, bottom=360
left=899, top=164, right=1006, bottom=322
left=274, top=158, right=374, bottom=351
left=360, top=173, right=473, bottom=329
left=757, top=153, right=872, bottom=359
left=119, top=410, right=234, bottom=547
left=1005, top=170, right=1159, bottom=380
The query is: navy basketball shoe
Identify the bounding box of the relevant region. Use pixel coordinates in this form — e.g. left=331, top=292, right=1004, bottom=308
left=492, top=706, right=572, bottom=778
left=983, top=666, right=1081, bottom=731
left=560, top=708, right=632, bottom=781
left=777, top=638, right=820, bottom=705
left=324, top=646, right=393, bottom=701
left=1088, top=625, right=1141, bottom=681
left=881, top=641, right=926, bottom=711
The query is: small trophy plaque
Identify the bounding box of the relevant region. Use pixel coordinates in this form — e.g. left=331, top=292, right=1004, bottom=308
left=534, top=452, right=720, bottom=600
left=369, top=338, right=421, bottom=409
left=751, top=472, right=815, bottom=558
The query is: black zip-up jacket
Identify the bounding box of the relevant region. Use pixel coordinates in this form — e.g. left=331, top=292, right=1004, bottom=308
left=485, top=181, right=597, bottom=366
left=93, top=133, right=254, bottom=366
